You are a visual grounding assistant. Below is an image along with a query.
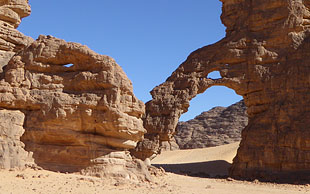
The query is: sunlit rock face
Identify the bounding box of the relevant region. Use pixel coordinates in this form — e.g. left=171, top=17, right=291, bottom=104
left=135, top=0, right=310, bottom=182
left=0, top=0, right=34, bottom=170
left=0, top=0, right=33, bottom=72
left=0, top=1, right=151, bottom=182
left=0, top=110, right=34, bottom=169
left=5, top=35, right=146, bottom=173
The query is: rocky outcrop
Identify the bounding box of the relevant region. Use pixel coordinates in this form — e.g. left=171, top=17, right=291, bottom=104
left=3, top=35, right=146, bottom=174
left=0, top=0, right=34, bottom=170
left=82, top=151, right=152, bottom=182
left=0, top=0, right=33, bottom=72
left=137, top=0, right=310, bottom=182
left=0, top=110, right=34, bottom=169
left=175, top=100, right=247, bottom=149
left=0, top=35, right=149, bottom=180
left=0, top=0, right=150, bottom=181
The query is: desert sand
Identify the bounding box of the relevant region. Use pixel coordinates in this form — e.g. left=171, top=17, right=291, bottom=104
left=0, top=142, right=309, bottom=194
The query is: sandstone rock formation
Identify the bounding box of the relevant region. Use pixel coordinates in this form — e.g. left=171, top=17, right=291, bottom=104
left=175, top=100, right=247, bottom=149
left=0, top=0, right=34, bottom=170
left=6, top=35, right=146, bottom=174
left=0, top=0, right=33, bottom=72
left=137, top=0, right=310, bottom=182
left=0, top=0, right=150, bottom=182
left=82, top=151, right=152, bottom=182
left=0, top=110, right=34, bottom=169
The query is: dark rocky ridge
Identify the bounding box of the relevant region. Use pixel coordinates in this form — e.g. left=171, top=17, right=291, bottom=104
left=175, top=100, right=247, bottom=149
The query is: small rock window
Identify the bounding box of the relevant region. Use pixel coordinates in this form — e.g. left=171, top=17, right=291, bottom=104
left=207, top=71, right=222, bottom=79
left=63, top=64, right=74, bottom=68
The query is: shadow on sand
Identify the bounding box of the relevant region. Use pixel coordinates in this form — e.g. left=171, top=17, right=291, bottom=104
left=153, top=160, right=231, bottom=178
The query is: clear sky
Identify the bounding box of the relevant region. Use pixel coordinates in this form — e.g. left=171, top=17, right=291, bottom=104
left=18, top=0, right=242, bottom=121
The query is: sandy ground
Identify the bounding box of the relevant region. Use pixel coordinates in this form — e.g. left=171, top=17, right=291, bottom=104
left=152, top=142, right=239, bottom=177
left=0, top=142, right=309, bottom=194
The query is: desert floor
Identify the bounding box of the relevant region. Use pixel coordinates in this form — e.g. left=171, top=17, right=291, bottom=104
left=1, top=142, right=309, bottom=194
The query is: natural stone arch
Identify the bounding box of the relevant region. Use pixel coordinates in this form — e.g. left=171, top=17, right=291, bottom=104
left=139, top=36, right=247, bottom=157
left=134, top=0, right=310, bottom=182
left=175, top=86, right=246, bottom=150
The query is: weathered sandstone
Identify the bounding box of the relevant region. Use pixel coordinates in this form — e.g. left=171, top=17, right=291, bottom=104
left=0, top=110, right=34, bottom=169
left=175, top=100, right=247, bottom=149
left=0, top=34, right=149, bottom=180
left=7, top=35, right=146, bottom=173
left=0, top=0, right=34, bottom=170
left=137, top=0, right=310, bottom=182
left=0, top=1, right=150, bottom=181
left=0, top=0, right=33, bottom=72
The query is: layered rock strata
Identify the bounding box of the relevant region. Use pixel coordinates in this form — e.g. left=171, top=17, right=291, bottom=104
left=0, top=0, right=34, bottom=170
left=0, top=1, right=150, bottom=181
left=137, top=0, right=310, bottom=181
left=0, top=0, right=33, bottom=72
left=175, top=100, right=247, bottom=149
left=4, top=35, right=145, bottom=173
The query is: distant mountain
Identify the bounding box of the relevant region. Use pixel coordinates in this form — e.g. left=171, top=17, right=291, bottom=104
left=175, top=100, right=248, bottom=149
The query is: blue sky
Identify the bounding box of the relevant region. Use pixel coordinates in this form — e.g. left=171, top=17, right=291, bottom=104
left=19, top=0, right=242, bottom=121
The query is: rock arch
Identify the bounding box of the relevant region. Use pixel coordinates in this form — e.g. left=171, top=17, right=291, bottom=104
left=135, top=0, right=310, bottom=181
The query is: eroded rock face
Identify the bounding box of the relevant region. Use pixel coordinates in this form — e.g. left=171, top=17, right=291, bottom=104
left=0, top=1, right=150, bottom=181
left=0, top=110, right=34, bottom=169
left=175, top=100, right=247, bottom=149
left=0, top=0, right=33, bottom=72
left=0, top=35, right=145, bottom=173
left=0, top=0, right=34, bottom=170
left=138, top=0, right=310, bottom=181
left=82, top=151, right=152, bottom=182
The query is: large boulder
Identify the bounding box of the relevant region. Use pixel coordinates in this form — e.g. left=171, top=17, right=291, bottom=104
left=137, top=0, right=310, bottom=182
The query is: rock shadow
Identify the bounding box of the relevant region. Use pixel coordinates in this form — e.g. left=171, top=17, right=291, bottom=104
left=153, top=160, right=231, bottom=178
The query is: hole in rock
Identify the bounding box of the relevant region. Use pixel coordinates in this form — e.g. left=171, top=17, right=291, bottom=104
left=207, top=71, right=222, bottom=79
left=63, top=64, right=74, bottom=68
left=179, top=86, right=243, bottom=121
left=154, top=86, right=247, bottom=178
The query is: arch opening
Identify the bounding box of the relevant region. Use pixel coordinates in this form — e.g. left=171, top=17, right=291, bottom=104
left=152, top=86, right=248, bottom=178
left=175, top=85, right=247, bottom=158
left=206, top=70, right=222, bottom=80
left=179, top=86, right=244, bottom=122
left=63, top=63, right=74, bottom=68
